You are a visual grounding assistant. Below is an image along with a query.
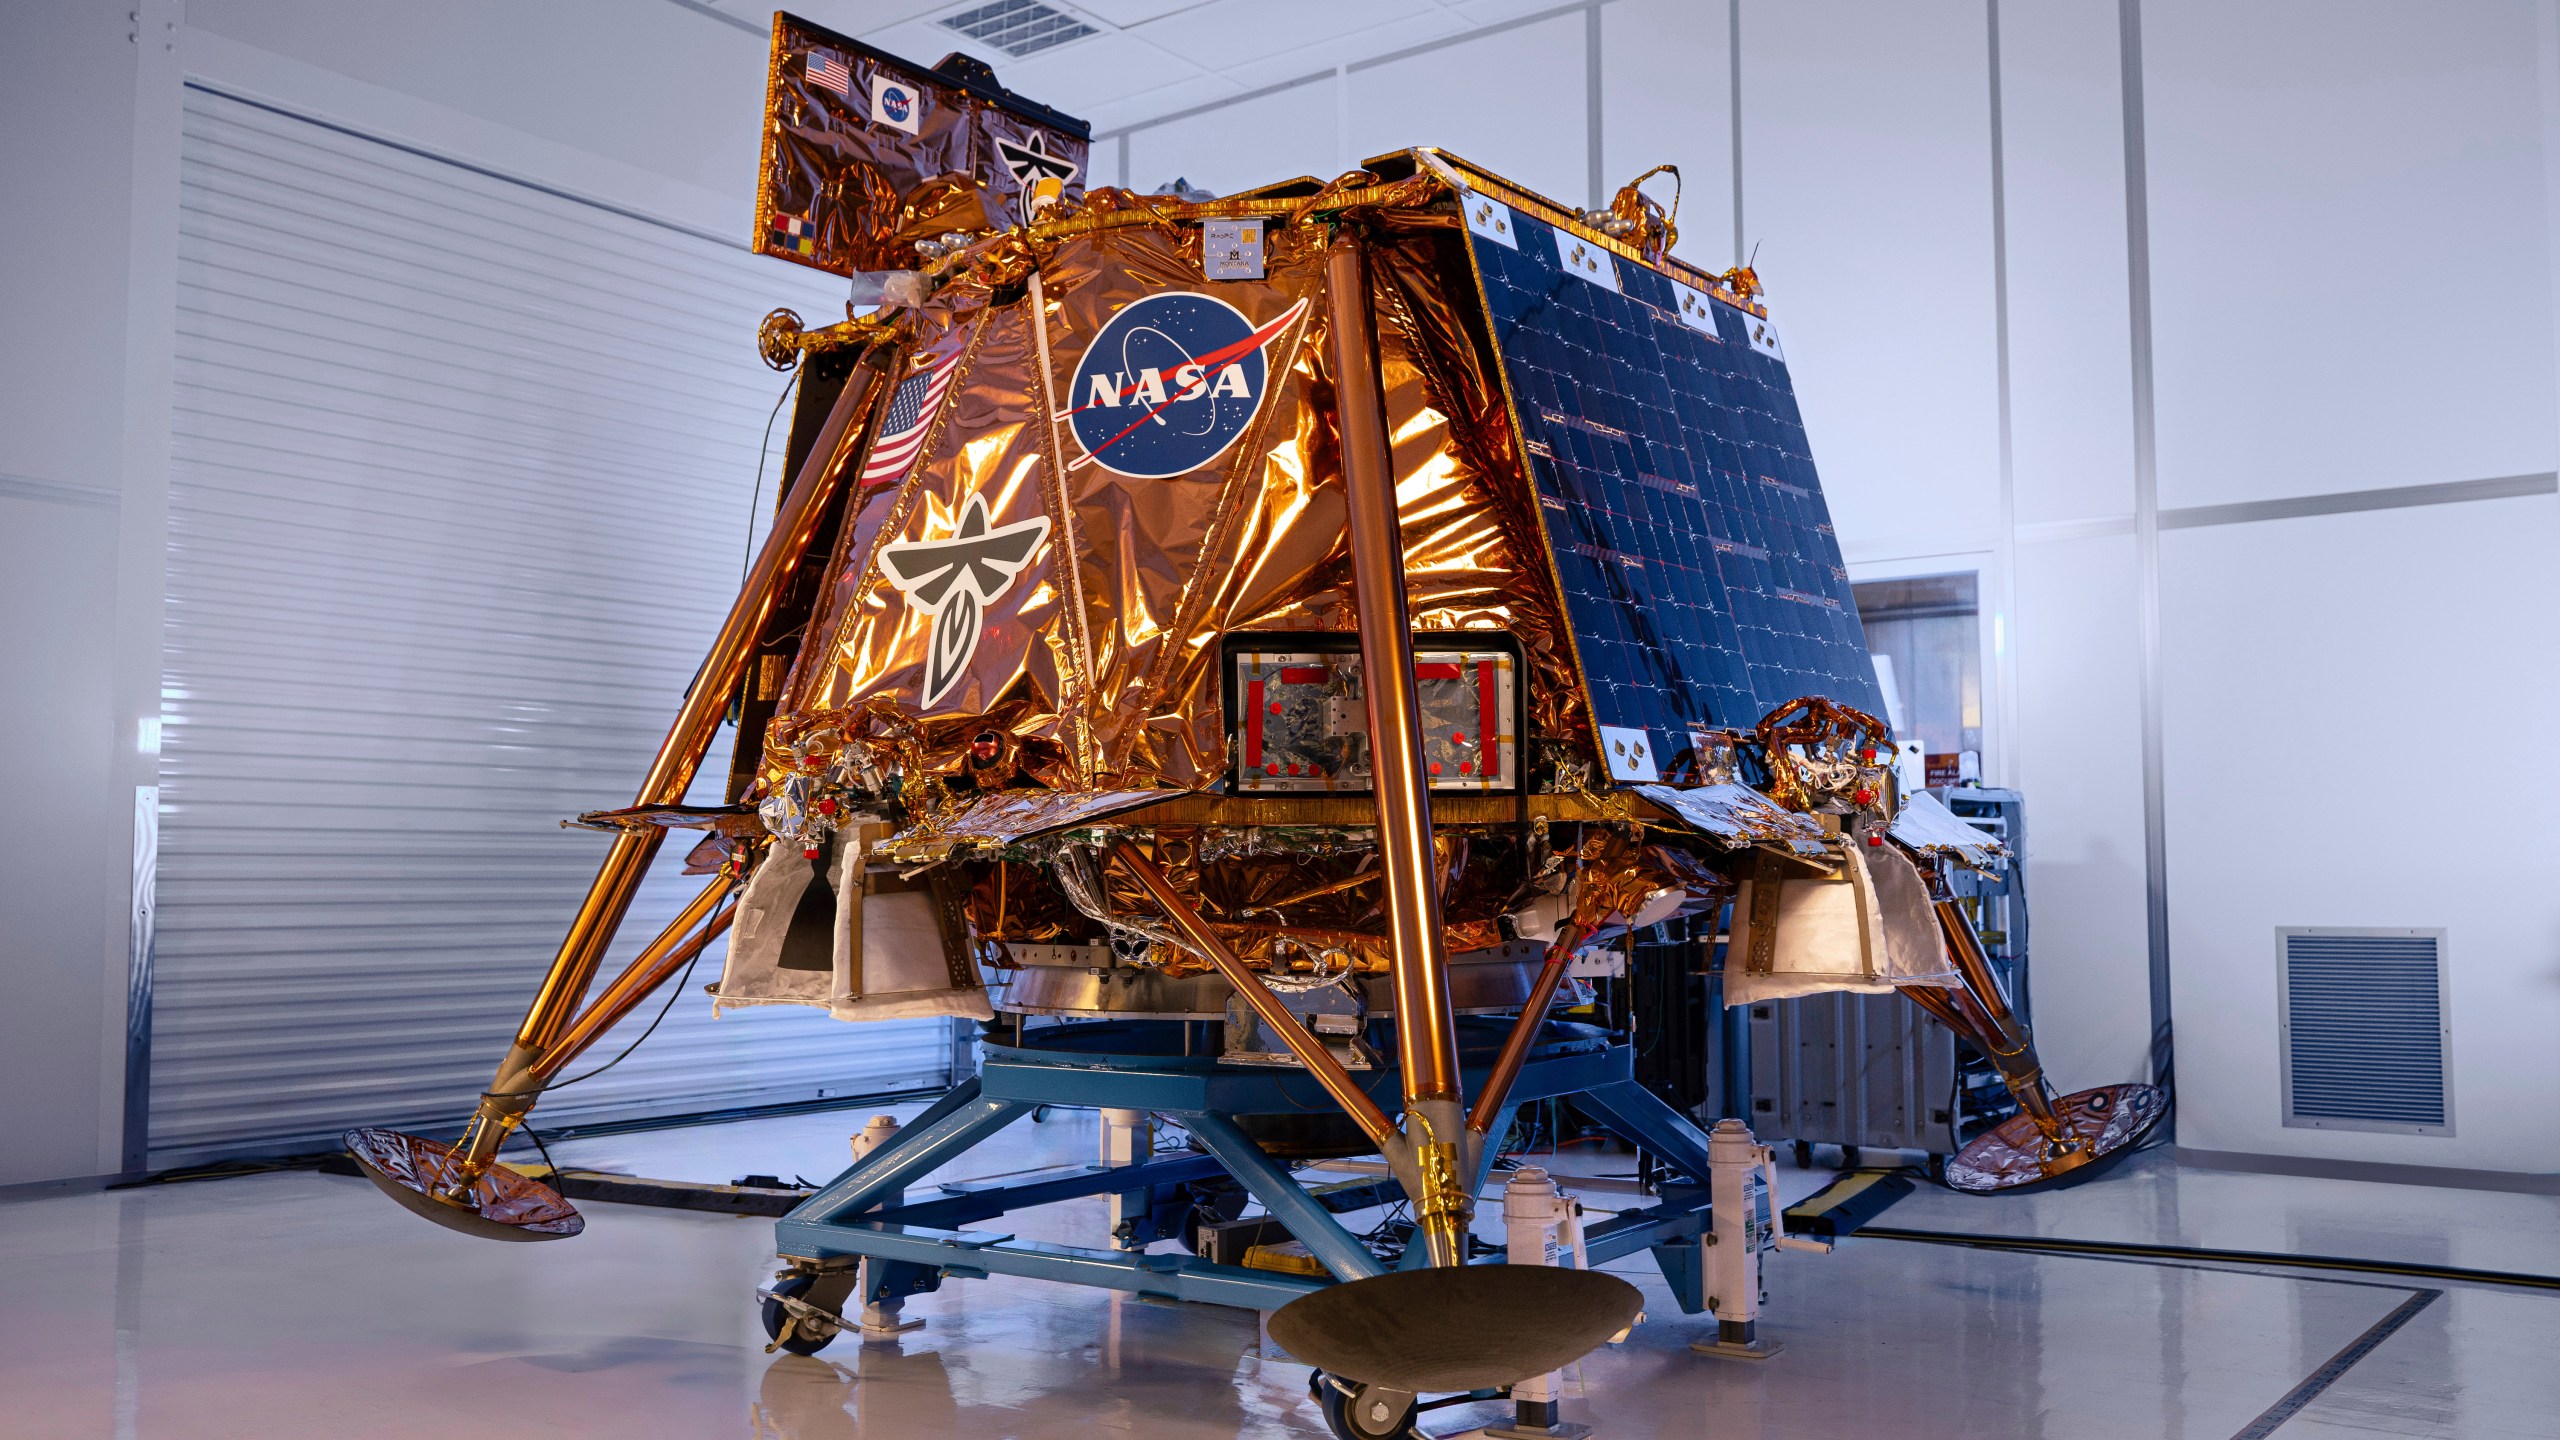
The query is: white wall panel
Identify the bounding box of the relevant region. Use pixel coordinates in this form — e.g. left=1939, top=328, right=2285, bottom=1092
left=1346, top=14, right=1591, bottom=209
left=1738, top=0, right=2001, bottom=551
left=187, top=0, right=766, bottom=230
left=2010, top=532, right=2151, bottom=1091
left=152, top=88, right=948, bottom=1167
left=0, top=0, right=184, bottom=1188
left=1600, top=0, right=1735, bottom=277
left=2144, top=0, right=2557, bottom=508
left=1126, top=78, right=1337, bottom=198
left=2159, top=497, right=2560, bottom=1171
left=1998, top=0, right=2137, bottom=527
left=0, top=494, right=122, bottom=1186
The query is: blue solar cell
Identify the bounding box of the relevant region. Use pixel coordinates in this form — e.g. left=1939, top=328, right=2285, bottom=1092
left=1467, top=212, right=1886, bottom=733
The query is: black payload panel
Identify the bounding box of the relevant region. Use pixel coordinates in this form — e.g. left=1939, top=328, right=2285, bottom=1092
left=1463, top=199, right=1885, bottom=759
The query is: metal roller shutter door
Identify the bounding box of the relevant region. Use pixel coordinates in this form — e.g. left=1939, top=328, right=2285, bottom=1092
left=153, top=85, right=950, bottom=1167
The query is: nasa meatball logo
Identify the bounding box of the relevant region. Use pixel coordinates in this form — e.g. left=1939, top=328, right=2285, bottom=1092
left=869, top=74, right=920, bottom=134
left=1061, top=291, right=1308, bottom=479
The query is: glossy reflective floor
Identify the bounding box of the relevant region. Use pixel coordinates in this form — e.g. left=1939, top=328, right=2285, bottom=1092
left=5, top=1104, right=2553, bottom=1439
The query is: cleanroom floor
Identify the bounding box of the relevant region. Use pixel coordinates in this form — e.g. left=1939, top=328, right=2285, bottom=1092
left=4, top=1104, right=2553, bottom=1440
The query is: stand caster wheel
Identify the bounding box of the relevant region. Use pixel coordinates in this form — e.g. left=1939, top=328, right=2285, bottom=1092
left=761, top=1274, right=842, bottom=1356
left=1310, top=1371, right=1422, bottom=1439
left=1791, top=1140, right=1813, bottom=1169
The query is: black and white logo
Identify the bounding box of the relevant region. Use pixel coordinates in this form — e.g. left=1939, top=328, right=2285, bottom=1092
left=878, top=494, right=1051, bottom=709
left=995, top=131, right=1079, bottom=192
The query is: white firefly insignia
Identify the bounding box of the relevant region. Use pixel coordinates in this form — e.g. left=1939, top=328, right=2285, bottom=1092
left=996, top=131, right=1079, bottom=191
left=878, top=494, right=1051, bottom=709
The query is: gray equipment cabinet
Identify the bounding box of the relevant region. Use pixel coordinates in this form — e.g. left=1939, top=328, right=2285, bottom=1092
left=1745, top=786, right=2025, bottom=1163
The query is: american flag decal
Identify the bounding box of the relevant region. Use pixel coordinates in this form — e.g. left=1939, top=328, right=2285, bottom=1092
left=807, top=50, right=850, bottom=98
left=862, top=350, right=964, bottom=488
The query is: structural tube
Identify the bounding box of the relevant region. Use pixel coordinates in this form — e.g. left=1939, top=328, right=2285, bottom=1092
left=1112, top=843, right=1400, bottom=1151
left=1931, top=899, right=2063, bottom=1130
left=527, top=875, right=738, bottom=1082
left=1325, top=230, right=1471, bottom=1265
left=1466, top=922, right=1588, bottom=1136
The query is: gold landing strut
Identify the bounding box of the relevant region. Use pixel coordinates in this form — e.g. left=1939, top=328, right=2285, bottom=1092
left=1902, top=899, right=2078, bottom=1156
left=1466, top=921, right=1590, bottom=1137
left=441, top=350, right=891, bottom=1186
left=1326, top=229, right=1473, bottom=1268
left=1111, top=843, right=1399, bottom=1150
left=433, top=874, right=738, bottom=1203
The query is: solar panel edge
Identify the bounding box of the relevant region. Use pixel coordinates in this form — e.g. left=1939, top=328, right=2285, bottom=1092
left=1460, top=210, right=1883, bottom=760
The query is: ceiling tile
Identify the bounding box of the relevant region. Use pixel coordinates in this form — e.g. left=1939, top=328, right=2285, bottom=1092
left=1447, top=0, right=1577, bottom=24
left=1082, top=73, right=1253, bottom=137
left=765, top=2, right=966, bottom=39
left=1210, top=10, right=1464, bottom=90
left=976, top=29, right=1214, bottom=116
left=1072, top=0, right=1209, bottom=24
left=1130, top=0, right=1441, bottom=68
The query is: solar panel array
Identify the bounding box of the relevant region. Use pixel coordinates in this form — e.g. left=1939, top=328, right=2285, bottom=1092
left=1463, top=202, right=1885, bottom=760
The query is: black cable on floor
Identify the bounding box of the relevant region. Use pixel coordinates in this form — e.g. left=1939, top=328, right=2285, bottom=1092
left=516, top=1123, right=565, bottom=1181
left=1856, top=1225, right=2560, bottom=1293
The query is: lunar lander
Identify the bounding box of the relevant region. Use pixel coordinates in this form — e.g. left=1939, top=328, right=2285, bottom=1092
left=347, top=14, right=2165, bottom=1436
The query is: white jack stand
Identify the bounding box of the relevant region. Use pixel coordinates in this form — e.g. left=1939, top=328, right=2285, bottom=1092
left=1479, top=1166, right=1607, bottom=1440
left=1100, top=1107, right=1155, bottom=1251
left=1690, top=1119, right=1829, bottom=1362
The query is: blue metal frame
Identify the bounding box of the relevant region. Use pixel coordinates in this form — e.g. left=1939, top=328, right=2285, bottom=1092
left=773, top=1019, right=1721, bottom=1314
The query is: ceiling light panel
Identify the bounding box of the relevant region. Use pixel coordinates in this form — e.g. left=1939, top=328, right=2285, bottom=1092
left=940, top=0, right=1100, bottom=58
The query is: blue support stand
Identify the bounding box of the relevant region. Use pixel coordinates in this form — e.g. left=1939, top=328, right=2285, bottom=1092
left=773, top=1017, right=1720, bottom=1315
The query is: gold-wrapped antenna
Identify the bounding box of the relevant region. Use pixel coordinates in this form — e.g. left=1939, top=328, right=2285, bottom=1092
left=759, top=308, right=896, bottom=372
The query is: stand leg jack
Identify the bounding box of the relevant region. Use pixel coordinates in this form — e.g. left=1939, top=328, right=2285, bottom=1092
left=1483, top=1395, right=1594, bottom=1439
left=1689, top=1119, right=1827, bottom=1362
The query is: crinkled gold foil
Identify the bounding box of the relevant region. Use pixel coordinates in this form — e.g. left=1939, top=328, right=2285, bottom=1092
left=776, top=207, right=1582, bottom=792
left=741, top=177, right=1764, bottom=979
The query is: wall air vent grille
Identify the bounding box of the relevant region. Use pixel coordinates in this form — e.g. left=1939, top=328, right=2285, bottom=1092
left=940, top=0, right=1097, bottom=57
left=2279, top=929, right=2451, bottom=1135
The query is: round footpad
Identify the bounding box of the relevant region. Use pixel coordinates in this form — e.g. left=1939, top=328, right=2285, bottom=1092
left=1943, top=1083, right=2167, bottom=1194
left=1269, top=1264, right=1642, bottom=1394
left=343, top=1127, right=584, bottom=1241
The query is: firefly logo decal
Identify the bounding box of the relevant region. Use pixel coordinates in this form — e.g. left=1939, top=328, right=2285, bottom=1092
left=878, top=494, right=1051, bottom=709
left=996, top=131, right=1078, bottom=191
left=1060, top=291, right=1308, bottom=479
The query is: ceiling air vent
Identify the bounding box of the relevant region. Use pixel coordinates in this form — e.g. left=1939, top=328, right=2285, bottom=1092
left=940, top=0, right=1097, bottom=58
left=2279, top=928, right=2451, bottom=1135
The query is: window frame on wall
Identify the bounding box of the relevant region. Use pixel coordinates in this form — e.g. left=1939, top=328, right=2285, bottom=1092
left=1846, top=550, right=2009, bottom=790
